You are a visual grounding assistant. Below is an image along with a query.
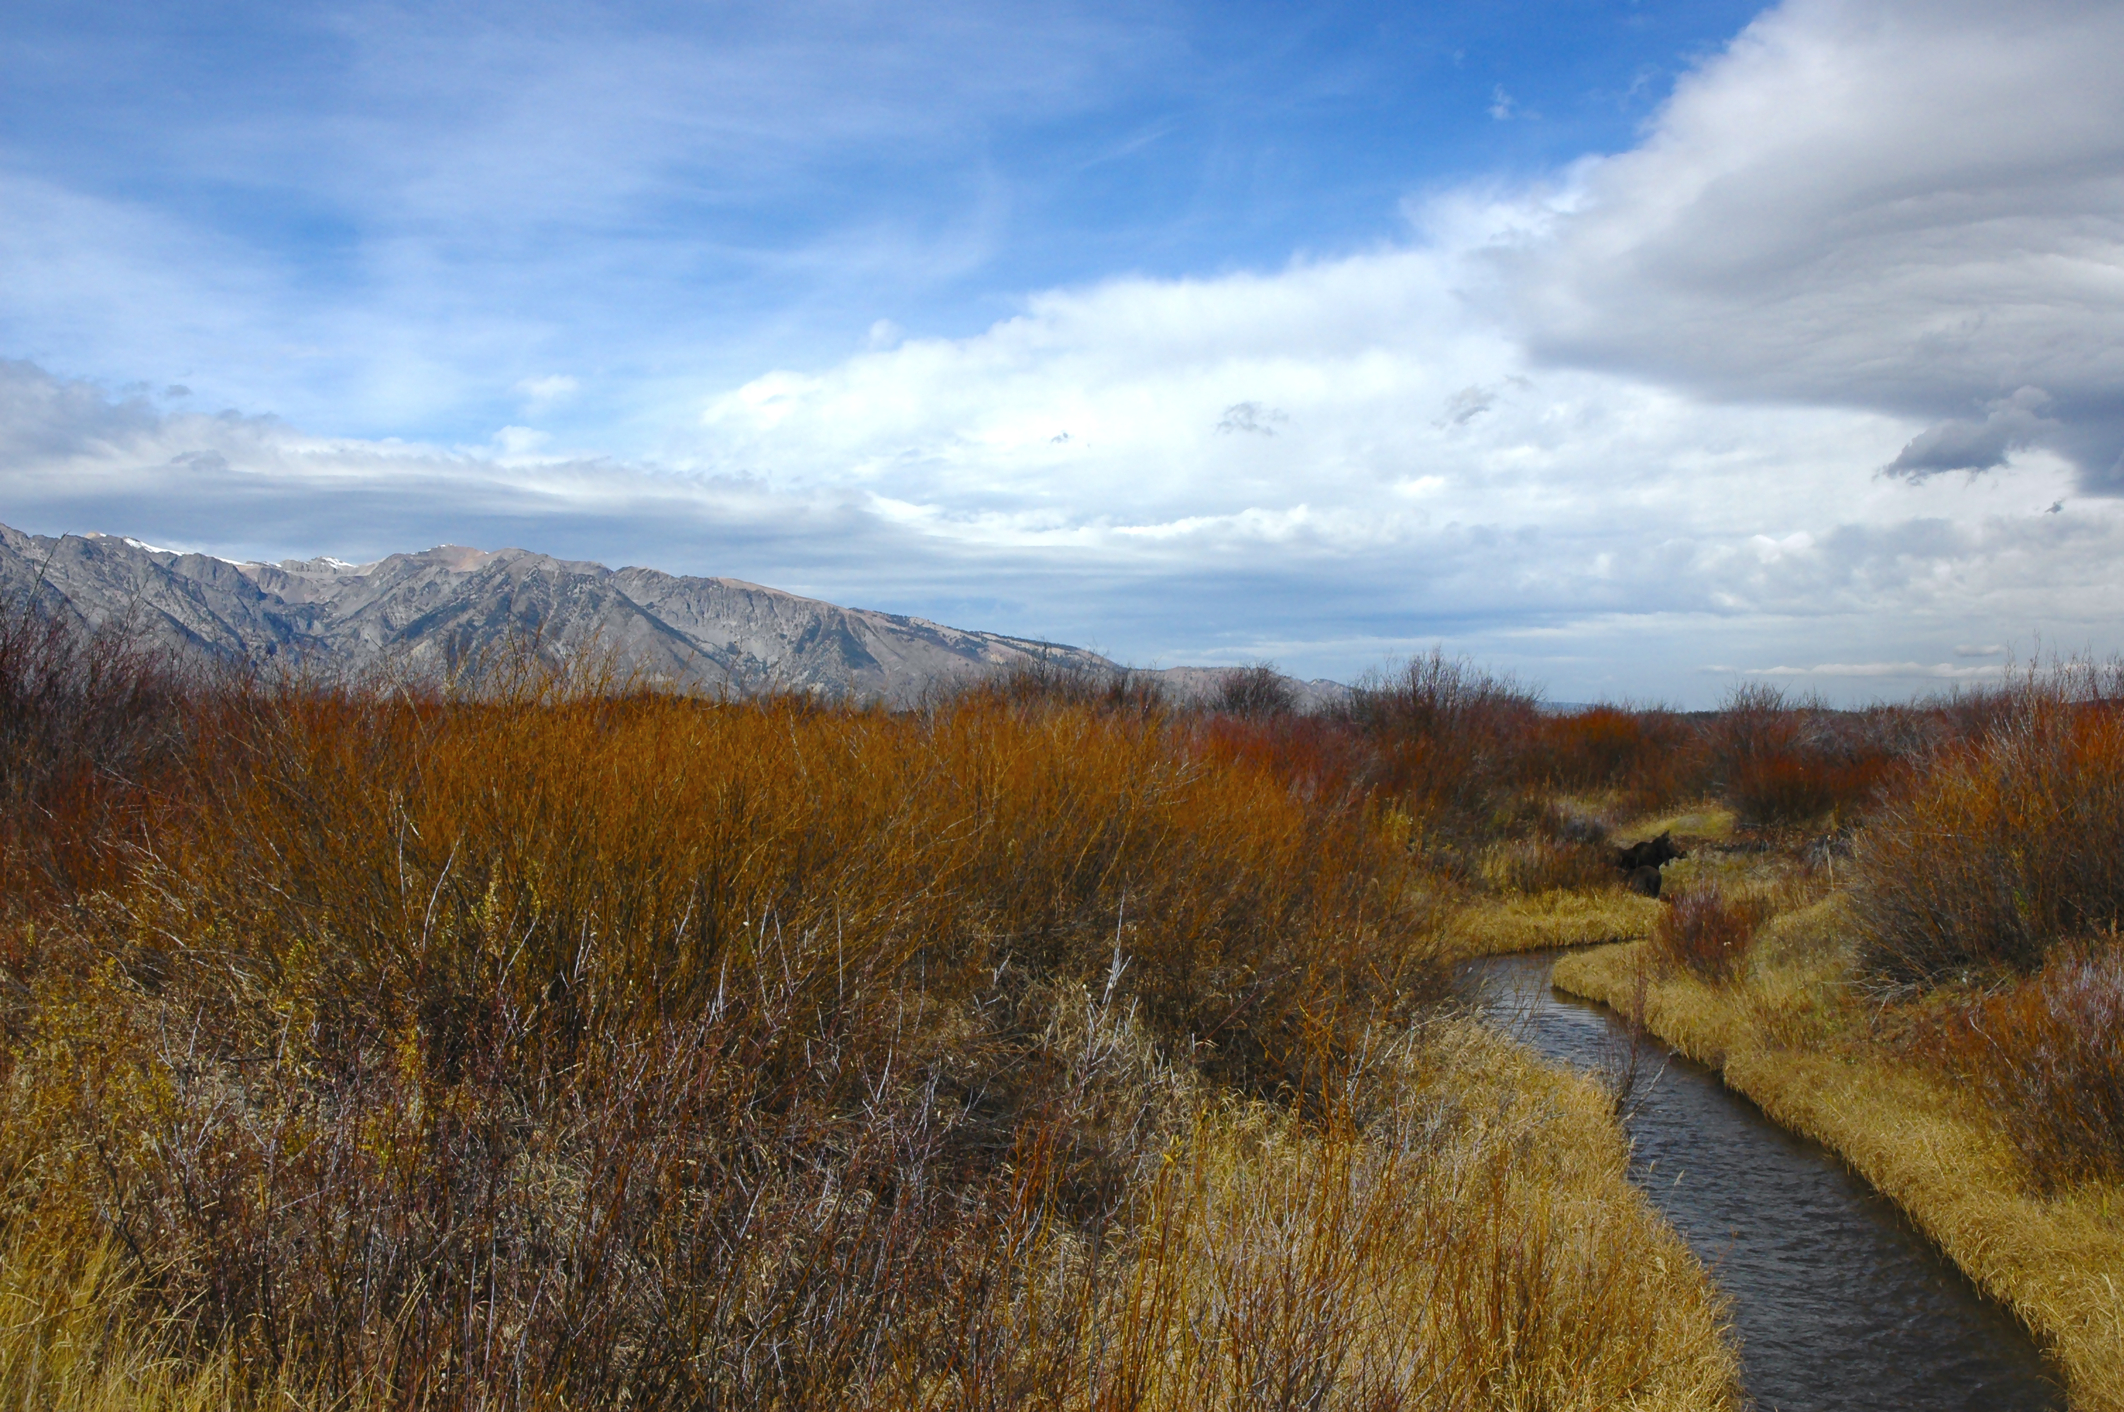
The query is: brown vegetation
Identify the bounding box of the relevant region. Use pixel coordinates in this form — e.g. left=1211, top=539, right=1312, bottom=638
left=1708, top=683, right=1905, bottom=829
left=30, top=597, right=2124, bottom=1408
left=1853, top=669, right=2124, bottom=982
left=0, top=612, right=1738, bottom=1410
left=0, top=602, right=192, bottom=913
left=1434, top=660, right=2124, bottom=1408
left=1917, top=946, right=2124, bottom=1190
left=1650, top=884, right=1770, bottom=984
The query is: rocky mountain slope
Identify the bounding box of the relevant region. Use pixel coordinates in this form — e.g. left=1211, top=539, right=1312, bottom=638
left=0, top=523, right=1120, bottom=701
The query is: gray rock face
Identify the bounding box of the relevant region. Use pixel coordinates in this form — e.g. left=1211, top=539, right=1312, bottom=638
left=0, top=522, right=1110, bottom=702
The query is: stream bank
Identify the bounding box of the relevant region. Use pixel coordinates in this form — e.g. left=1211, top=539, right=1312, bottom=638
left=1460, top=948, right=2065, bottom=1412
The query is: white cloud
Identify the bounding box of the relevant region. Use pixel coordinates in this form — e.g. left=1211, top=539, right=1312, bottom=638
left=11, top=0, right=2124, bottom=702
left=0, top=1, right=1183, bottom=441
left=9, top=332, right=2104, bottom=707
left=1508, top=0, right=2124, bottom=489
left=1734, top=662, right=2009, bottom=681
left=0, top=358, right=890, bottom=578
left=657, top=203, right=2124, bottom=698
left=490, top=426, right=554, bottom=459
left=514, top=375, right=581, bottom=411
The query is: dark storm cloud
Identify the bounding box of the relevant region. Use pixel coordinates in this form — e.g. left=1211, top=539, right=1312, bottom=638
left=1883, top=388, right=2061, bottom=478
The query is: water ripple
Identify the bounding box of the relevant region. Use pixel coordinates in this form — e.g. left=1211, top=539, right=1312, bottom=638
left=1457, top=950, right=2063, bottom=1412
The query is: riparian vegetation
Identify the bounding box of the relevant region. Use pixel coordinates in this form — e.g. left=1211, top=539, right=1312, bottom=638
left=5, top=598, right=2118, bottom=1408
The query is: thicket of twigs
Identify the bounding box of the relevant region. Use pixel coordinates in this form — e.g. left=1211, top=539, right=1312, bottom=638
left=0, top=615, right=1743, bottom=1409
left=12, top=588, right=2124, bottom=1402
left=1852, top=663, right=2124, bottom=982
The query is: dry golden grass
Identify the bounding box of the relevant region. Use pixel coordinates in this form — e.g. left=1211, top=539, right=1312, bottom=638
left=0, top=1017, right=1741, bottom=1412
left=1443, top=889, right=1662, bottom=958
left=1613, top=805, right=1734, bottom=847
left=1440, top=803, right=1744, bottom=961
left=1103, top=1021, right=1739, bottom=1411
left=1554, top=936, right=2124, bottom=1412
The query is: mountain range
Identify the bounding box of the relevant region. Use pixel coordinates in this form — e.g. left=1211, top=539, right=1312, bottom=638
left=0, top=522, right=1345, bottom=707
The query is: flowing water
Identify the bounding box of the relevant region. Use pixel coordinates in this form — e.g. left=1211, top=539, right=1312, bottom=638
left=1457, top=949, right=2064, bottom=1412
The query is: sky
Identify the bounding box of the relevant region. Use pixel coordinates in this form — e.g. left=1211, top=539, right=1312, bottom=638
left=3, top=0, right=2121, bottom=704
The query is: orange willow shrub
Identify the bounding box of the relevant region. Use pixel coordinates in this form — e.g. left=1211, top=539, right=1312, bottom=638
left=1919, top=944, right=2124, bottom=1190
left=1186, top=712, right=1374, bottom=807
left=3, top=681, right=1443, bottom=1406
left=0, top=600, right=190, bottom=915
left=1342, top=651, right=1546, bottom=847
left=1707, top=684, right=1910, bottom=828
left=1535, top=705, right=1705, bottom=814
left=1651, top=885, right=1769, bottom=984
left=1855, top=686, right=2124, bottom=981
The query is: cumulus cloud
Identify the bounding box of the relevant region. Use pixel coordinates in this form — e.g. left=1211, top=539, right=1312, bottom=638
left=0, top=359, right=897, bottom=581
left=9, top=333, right=2124, bottom=703
left=1509, top=0, right=2124, bottom=490
left=657, top=220, right=2124, bottom=699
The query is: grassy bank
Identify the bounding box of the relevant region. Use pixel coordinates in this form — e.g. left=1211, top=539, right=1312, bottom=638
left=1442, top=673, right=2124, bottom=1408
left=1554, top=905, right=2124, bottom=1410
left=0, top=620, right=1739, bottom=1409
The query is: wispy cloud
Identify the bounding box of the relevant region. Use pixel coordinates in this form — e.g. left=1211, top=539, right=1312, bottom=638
left=514, top=375, right=581, bottom=411
left=1725, top=662, right=2011, bottom=681
left=0, top=1, right=1176, bottom=440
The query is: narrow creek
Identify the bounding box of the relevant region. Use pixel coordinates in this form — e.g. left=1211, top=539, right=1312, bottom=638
left=1457, top=949, right=2064, bottom=1412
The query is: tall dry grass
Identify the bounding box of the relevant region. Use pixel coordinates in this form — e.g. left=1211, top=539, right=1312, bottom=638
left=0, top=617, right=1739, bottom=1409
left=1098, top=1026, right=1737, bottom=1411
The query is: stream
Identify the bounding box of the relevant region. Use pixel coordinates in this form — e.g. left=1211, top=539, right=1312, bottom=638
left=1457, top=949, right=2065, bottom=1412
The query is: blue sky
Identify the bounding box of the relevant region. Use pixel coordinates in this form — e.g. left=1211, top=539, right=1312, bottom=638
left=3, top=0, right=1760, bottom=439
left=4, top=0, right=2123, bottom=702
